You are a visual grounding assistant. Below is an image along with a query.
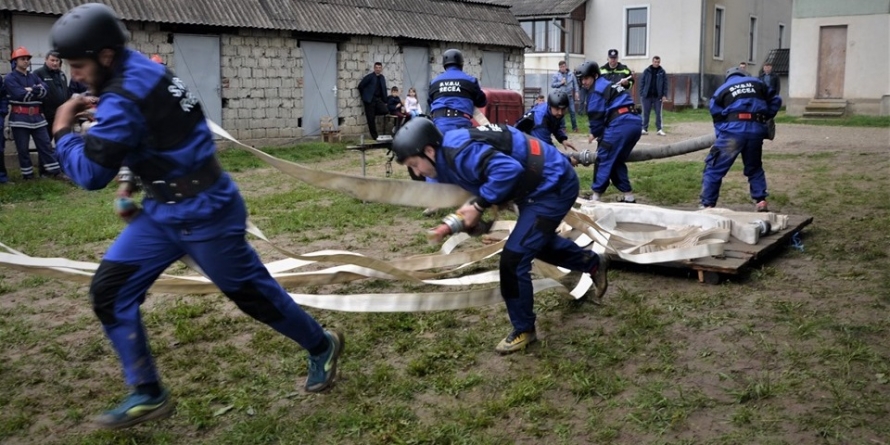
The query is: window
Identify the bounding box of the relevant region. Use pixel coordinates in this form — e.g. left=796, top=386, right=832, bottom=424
left=520, top=19, right=585, bottom=54
left=714, top=6, right=724, bottom=58
left=748, top=16, right=757, bottom=62
left=626, top=7, right=648, bottom=56
left=778, top=23, right=785, bottom=49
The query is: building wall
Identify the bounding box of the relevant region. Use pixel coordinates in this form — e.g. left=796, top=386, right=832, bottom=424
left=787, top=13, right=890, bottom=116
left=0, top=13, right=524, bottom=149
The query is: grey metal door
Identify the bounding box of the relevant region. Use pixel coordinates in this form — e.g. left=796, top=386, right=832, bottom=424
left=402, top=47, right=430, bottom=113
left=173, top=34, right=222, bottom=126
left=302, top=41, right=339, bottom=137
left=481, top=51, right=505, bottom=89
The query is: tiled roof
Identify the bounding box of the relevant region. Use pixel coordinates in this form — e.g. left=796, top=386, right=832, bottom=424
left=485, top=0, right=587, bottom=18
left=765, top=48, right=790, bottom=75
left=0, top=0, right=532, bottom=48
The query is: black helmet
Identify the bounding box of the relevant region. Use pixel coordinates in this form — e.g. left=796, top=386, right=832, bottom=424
left=547, top=91, right=569, bottom=109
left=725, top=67, right=748, bottom=80
left=50, top=3, right=128, bottom=59
left=442, top=49, right=464, bottom=69
left=391, top=117, right=443, bottom=163
left=574, top=61, right=600, bottom=82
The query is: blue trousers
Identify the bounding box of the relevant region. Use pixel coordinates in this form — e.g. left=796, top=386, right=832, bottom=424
left=90, top=195, right=325, bottom=387
left=567, top=95, right=578, bottom=130
left=592, top=115, right=642, bottom=194
left=641, top=97, right=663, bottom=131
left=0, top=122, right=7, bottom=183
left=11, top=126, right=59, bottom=178
left=501, top=171, right=600, bottom=332
left=700, top=135, right=768, bottom=207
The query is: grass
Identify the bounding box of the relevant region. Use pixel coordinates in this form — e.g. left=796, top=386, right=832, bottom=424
left=1, top=120, right=889, bottom=444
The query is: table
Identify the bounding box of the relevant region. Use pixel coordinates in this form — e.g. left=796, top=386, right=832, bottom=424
left=345, top=135, right=392, bottom=177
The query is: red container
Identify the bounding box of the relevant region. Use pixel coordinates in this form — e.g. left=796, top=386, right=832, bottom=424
left=473, top=88, right=525, bottom=127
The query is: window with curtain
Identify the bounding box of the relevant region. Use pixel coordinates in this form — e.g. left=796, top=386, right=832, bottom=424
left=626, top=7, right=647, bottom=56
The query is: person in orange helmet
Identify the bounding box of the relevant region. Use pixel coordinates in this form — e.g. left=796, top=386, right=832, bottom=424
left=4, top=47, right=62, bottom=179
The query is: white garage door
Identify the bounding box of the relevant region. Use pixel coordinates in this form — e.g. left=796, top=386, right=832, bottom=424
left=12, top=14, right=58, bottom=70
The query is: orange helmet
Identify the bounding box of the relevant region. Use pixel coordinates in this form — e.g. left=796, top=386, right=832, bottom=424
left=10, top=46, right=31, bottom=61
left=150, top=54, right=163, bottom=64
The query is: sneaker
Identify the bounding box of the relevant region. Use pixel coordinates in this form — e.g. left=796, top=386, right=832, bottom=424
left=495, top=329, right=537, bottom=354
left=755, top=200, right=769, bottom=213
left=657, top=130, right=666, bottom=136
left=641, top=129, right=649, bottom=135
left=698, top=204, right=714, bottom=210
left=616, top=196, right=636, bottom=203
left=93, top=388, right=174, bottom=430
left=589, top=252, right=610, bottom=301
left=305, top=330, right=344, bottom=393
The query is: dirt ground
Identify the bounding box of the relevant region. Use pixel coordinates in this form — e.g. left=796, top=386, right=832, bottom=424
left=1, top=121, right=888, bottom=444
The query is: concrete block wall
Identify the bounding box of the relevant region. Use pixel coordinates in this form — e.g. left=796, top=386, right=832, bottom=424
left=0, top=12, right=526, bottom=151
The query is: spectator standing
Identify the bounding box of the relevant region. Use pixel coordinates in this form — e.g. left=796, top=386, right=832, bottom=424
left=5, top=47, right=61, bottom=179
left=357, top=61, right=389, bottom=140
left=601, top=49, right=634, bottom=90
left=759, top=62, right=780, bottom=95
left=550, top=60, right=579, bottom=132
left=638, top=56, right=669, bottom=136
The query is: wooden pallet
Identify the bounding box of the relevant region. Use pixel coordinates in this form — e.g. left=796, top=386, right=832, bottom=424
left=612, top=214, right=813, bottom=284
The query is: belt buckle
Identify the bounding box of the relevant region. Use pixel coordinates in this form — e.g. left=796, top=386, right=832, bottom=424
left=151, top=180, right=177, bottom=204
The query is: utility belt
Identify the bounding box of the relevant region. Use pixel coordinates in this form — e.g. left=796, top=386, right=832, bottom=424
left=140, top=157, right=223, bottom=204
left=607, top=106, right=636, bottom=123
left=716, top=112, right=769, bottom=124
left=430, top=108, right=472, bottom=120
left=11, top=105, right=41, bottom=116
left=512, top=135, right=545, bottom=200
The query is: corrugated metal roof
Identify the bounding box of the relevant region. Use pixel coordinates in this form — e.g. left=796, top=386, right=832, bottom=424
left=0, top=0, right=532, bottom=48
left=765, top=48, right=790, bottom=75
left=486, top=0, right=587, bottom=18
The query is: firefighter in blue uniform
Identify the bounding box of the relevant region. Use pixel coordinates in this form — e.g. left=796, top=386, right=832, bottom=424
left=49, top=3, right=344, bottom=430
left=5, top=47, right=62, bottom=179
left=515, top=91, right=576, bottom=152
left=391, top=117, right=609, bottom=354
left=428, top=49, right=487, bottom=132
left=575, top=61, right=641, bottom=203
left=701, top=67, right=782, bottom=212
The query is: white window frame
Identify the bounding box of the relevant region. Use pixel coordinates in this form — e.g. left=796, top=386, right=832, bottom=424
left=713, top=6, right=725, bottom=60
left=748, top=15, right=758, bottom=63
left=623, top=4, right=650, bottom=58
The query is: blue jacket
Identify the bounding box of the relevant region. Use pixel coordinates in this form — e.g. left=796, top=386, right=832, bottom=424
left=710, top=75, right=782, bottom=138
left=585, top=76, right=636, bottom=138
left=0, top=76, right=8, bottom=119
left=435, top=125, right=573, bottom=207
left=638, top=65, right=668, bottom=99
left=5, top=70, right=48, bottom=129
left=428, top=67, right=487, bottom=116
left=516, top=102, right=568, bottom=145
left=550, top=70, right=578, bottom=97
left=55, top=49, right=238, bottom=225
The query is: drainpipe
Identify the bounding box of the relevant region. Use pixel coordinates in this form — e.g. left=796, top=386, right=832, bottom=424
left=699, top=0, right=706, bottom=108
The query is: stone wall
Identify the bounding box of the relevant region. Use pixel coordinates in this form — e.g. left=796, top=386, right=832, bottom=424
left=0, top=12, right=525, bottom=152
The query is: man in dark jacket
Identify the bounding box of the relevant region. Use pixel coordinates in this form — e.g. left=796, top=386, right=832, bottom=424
left=33, top=51, right=71, bottom=133
left=357, top=61, right=389, bottom=140
left=759, top=62, right=780, bottom=95
left=638, top=55, right=669, bottom=135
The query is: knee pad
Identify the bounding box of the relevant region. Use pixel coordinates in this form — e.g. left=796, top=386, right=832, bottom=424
left=499, top=248, right=525, bottom=299
left=224, top=281, right=285, bottom=324
left=90, top=260, right=140, bottom=325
